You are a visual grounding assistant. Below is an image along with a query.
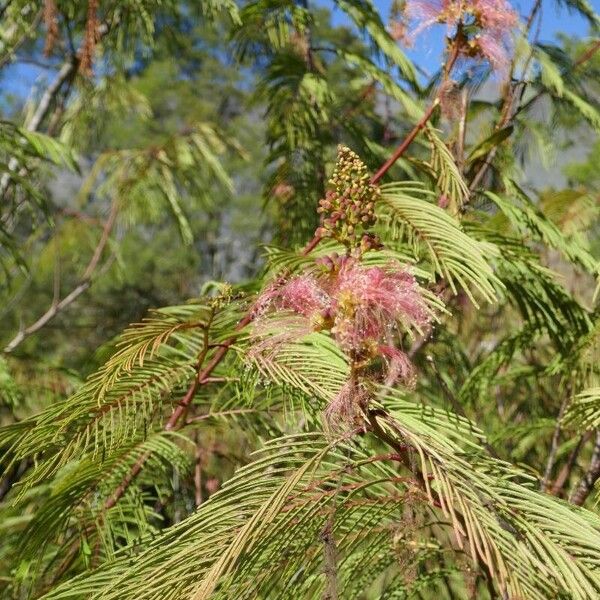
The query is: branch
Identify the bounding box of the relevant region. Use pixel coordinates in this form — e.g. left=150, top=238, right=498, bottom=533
left=550, top=432, right=591, bottom=497
left=569, top=430, right=600, bottom=506
left=540, top=394, right=569, bottom=492
left=0, top=21, right=112, bottom=199
left=369, top=99, right=440, bottom=185
left=469, top=32, right=600, bottom=195
left=0, top=55, right=78, bottom=198
left=3, top=199, right=119, bottom=353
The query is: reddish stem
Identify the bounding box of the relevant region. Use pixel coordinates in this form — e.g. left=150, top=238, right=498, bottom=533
left=370, top=99, right=440, bottom=185
left=165, top=313, right=252, bottom=431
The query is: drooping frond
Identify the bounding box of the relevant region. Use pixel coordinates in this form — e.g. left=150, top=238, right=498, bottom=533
left=241, top=329, right=350, bottom=404
left=81, top=123, right=238, bottom=244
left=378, top=182, right=501, bottom=305
left=425, top=126, right=469, bottom=212
left=40, top=391, right=600, bottom=600
left=334, top=0, right=417, bottom=84
left=466, top=224, right=592, bottom=347
left=487, top=186, right=599, bottom=276
left=0, top=299, right=244, bottom=495
left=563, top=388, right=600, bottom=431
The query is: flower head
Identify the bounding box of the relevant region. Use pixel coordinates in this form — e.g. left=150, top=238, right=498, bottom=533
left=323, top=379, right=369, bottom=432
left=329, top=260, right=430, bottom=357
left=254, top=275, right=328, bottom=320
left=400, top=0, right=518, bottom=74
left=252, top=258, right=431, bottom=380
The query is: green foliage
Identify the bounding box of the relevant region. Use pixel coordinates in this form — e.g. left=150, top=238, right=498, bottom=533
left=0, top=1, right=599, bottom=599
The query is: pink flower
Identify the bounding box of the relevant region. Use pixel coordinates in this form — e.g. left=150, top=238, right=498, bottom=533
left=476, top=33, right=510, bottom=73
left=405, top=0, right=462, bottom=37
left=252, top=259, right=430, bottom=361
left=253, top=275, right=328, bottom=320
left=331, top=260, right=430, bottom=354
left=474, top=0, right=518, bottom=31
left=251, top=258, right=433, bottom=427
left=323, top=379, right=368, bottom=432
left=379, top=345, right=416, bottom=387
left=402, top=0, right=518, bottom=72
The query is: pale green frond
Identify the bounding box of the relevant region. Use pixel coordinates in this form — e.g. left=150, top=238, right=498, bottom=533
left=378, top=182, right=501, bottom=305
left=425, top=126, right=469, bottom=212
left=335, top=0, right=417, bottom=85
left=374, top=390, right=600, bottom=600
left=562, top=88, right=600, bottom=132
left=241, top=327, right=350, bottom=404
left=563, top=388, right=600, bottom=431
left=467, top=225, right=592, bottom=347
left=487, top=187, right=599, bottom=275
left=0, top=300, right=244, bottom=495
left=336, top=51, right=421, bottom=119
left=41, top=402, right=600, bottom=600
left=535, top=46, right=566, bottom=97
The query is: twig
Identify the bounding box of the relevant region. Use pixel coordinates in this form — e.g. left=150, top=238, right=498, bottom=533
left=456, top=88, right=469, bottom=172
left=573, top=39, right=600, bottom=68
left=550, top=432, right=591, bottom=496
left=321, top=515, right=339, bottom=600
left=3, top=199, right=119, bottom=353
left=569, top=430, right=600, bottom=506
left=370, top=34, right=462, bottom=187
left=540, top=394, right=569, bottom=492
left=194, top=433, right=203, bottom=507
left=370, top=99, right=440, bottom=185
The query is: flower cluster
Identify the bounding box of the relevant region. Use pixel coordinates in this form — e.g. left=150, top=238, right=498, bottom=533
left=316, top=146, right=381, bottom=254
left=401, top=0, right=518, bottom=73
left=252, top=147, right=433, bottom=429
left=254, top=254, right=430, bottom=383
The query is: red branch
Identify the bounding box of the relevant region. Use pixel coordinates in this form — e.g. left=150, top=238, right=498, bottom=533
left=369, top=99, right=440, bottom=185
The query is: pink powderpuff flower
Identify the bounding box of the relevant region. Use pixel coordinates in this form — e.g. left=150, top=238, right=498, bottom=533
left=379, top=345, right=416, bottom=387
left=331, top=260, right=431, bottom=353
left=253, top=274, right=328, bottom=320
left=323, top=379, right=369, bottom=432
left=402, top=0, right=518, bottom=73
left=250, top=259, right=431, bottom=397
left=474, top=0, right=518, bottom=31
left=404, top=0, right=463, bottom=39
left=475, top=32, right=511, bottom=73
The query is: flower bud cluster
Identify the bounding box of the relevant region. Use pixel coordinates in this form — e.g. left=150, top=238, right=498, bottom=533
left=316, top=146, right=381, bottom=252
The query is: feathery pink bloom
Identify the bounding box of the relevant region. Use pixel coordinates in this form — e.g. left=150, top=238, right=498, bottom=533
left=253, top=275, right=328, bottom=319
left=476, top=33, right=510, bottom=72
left=252, top=259, right=430, bottom=359
left=331, top=260, right=430, bottom=353
left=474, top=0, right=518, bottom=31
left=402, top=0, right=518, bottom=72
left=251, top=259, right=432, bottom=426
left=379, top=345, right=416, bottom=386
left=323, top=379, right=368, bottom=432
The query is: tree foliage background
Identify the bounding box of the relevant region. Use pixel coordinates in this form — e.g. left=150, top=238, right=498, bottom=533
left=0, top=0, right=599, bottom=598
